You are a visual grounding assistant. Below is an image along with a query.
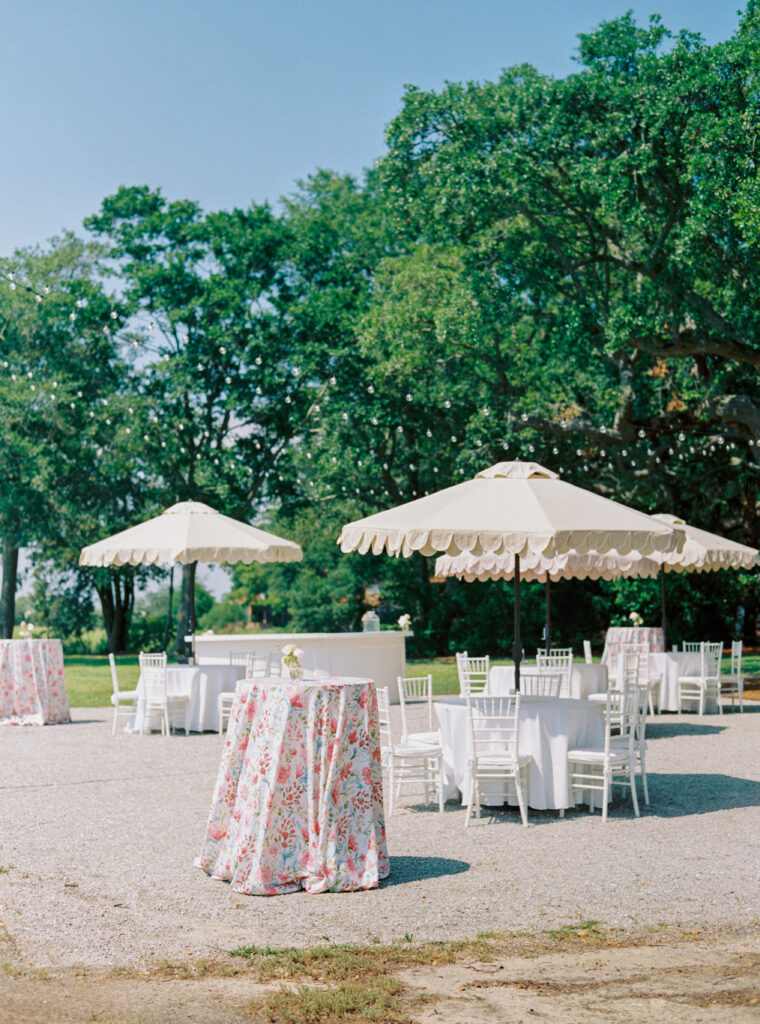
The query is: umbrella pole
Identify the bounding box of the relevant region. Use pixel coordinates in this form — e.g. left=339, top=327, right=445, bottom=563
left=189, top=561, right=197, bottom=665
left=660, top=569, right=667, bottom=650
left=513, top=554, right=522, bottom=691
left=544, top=579, right=551, bottom=654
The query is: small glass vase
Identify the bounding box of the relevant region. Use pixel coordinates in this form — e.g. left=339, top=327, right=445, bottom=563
left=289, top=663, right=304, bottom=681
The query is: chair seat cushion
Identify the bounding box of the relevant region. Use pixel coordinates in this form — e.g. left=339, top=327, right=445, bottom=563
left=610, top=736, right=645, bottom=752
left=472, top=753, right=531, bottom=769
left=393, top=743, right=442, bottom=758
left=567, top=748, right=630, bottom=764
left=111, top=691, right=139, bottom=703
left=407, top=730, right=439, bottom=745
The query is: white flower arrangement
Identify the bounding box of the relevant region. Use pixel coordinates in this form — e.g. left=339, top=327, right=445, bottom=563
left=281, top=643, right=304, bottom=678
left=18, top=621, right=35, bottom=639
left=629, top=611, right=643, bottom=627
left=397, top=613, right=412, bottom=631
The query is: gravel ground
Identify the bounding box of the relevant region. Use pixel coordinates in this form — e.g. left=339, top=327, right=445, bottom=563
left=0, top=703, right=758, bottom=969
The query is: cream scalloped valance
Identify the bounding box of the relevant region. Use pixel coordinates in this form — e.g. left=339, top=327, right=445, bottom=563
left=434, top=549, right=661, bottom=584
left=80, top=501, right=303, bottom=568
left=339, top=461, right=683, bottom=560
left=651, top=514, right=759, bottom=574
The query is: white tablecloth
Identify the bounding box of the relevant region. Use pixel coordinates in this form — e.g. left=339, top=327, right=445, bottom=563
left=488, top=663, right=607, bottom=700
left=127, top=663, right=246, bottom=733
left=434, top=696, right=604, bottom=810
left=649, top=651, right=717, bottom=713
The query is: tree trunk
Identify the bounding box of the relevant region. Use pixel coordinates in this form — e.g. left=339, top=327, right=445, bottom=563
left=96, top=570, right=135, bottom=653
left=0, top=540, right=19, bottom=639
left=173, top=563, right=195, bottom=662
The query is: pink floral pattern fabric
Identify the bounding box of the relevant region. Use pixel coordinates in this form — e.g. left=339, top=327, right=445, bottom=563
left=602, top=627, right=664, bottom=666
left=197, top=677, right=389, bottom=895
left=0, top=639, right=71, bottom=726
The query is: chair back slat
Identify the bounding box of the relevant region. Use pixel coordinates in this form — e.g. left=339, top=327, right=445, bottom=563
left=139, top=652, right=167, bottom=701
left=456, top=652, right=490, bottom=695
left=245, top=653, right=271, bottom=678
left=616, top=648, right=641, bottom=689
left=702, top=641, right=722, bottom=680
left=521, top=671, right=563, bottom=698
left=535, top=648, right=572, bottom=696
left=376, top=686, right=394, bottom=753
left=730, top=639, right=742, bottom=677
left=619, top=643, right=649, bottom=685
left=398, top=674, right=434, bottom=738
left=604, top=685, right=637, bottom=753
left=466, top=694, right=521, bottom=762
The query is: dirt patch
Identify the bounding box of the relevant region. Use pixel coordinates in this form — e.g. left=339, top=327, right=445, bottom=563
left=0, top=926, right=758, bottom=1024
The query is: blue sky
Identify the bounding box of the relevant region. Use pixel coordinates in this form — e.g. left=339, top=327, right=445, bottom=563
left=0, top=1, right=744, bottom=258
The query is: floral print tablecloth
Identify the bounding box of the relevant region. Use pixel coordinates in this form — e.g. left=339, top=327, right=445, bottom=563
left=197, top=676, right=389, bottom=895
left=601, top=627, right=665, bottom=667
left=0, top=638, right=71, bottom=726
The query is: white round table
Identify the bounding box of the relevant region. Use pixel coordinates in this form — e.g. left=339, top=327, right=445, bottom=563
left=127, top=663, right=246, bottom=733
left=434, top=695, right=604, bottom=810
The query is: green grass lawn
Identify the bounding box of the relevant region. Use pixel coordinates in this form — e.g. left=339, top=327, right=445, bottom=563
left=63, top=652, right=760, bottom=707
left=64, top=655, right=141, bottom=707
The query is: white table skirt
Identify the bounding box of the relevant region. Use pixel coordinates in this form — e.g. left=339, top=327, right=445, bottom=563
left=127, top=664, right=246, bottom=733
left=434, top=696, right=604, bottom=810
left=488, top=663, right=607, bottom=700
left=649, top=651, right=718, bottom=713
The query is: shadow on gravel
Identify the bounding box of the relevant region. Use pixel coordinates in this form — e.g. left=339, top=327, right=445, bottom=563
left=646, top=721, right=725, bottom=739
left=647, top=772, right=760, bottom=816
left=382, top=855, right=470, bottom=886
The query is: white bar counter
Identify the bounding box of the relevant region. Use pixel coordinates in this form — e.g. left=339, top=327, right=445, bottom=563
left=191, top=631, right=410, bottom=702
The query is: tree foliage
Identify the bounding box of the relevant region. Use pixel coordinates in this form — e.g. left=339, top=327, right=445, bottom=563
left=2, top=8, right=759, bottom=654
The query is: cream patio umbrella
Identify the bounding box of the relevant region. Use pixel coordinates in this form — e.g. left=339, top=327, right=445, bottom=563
left=645, top=514, right=759, bottom=645
left=433, top=548, right=662, bottom=653
left=338, top=462, right=683, bottom=688
left=80, top=501, right=303, bottom=659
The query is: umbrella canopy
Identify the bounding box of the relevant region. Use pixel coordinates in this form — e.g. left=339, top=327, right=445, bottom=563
left=339, top=462, right=683, bottom=687
left=340, top=462, right=682, bottom=559
left=626, top=513, right=759, bottom=646
left=79, top=501, right=303, bottom=568
left=80, top=501, right=302, bottom=660
left=650, top=514, right=759, bottom=574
